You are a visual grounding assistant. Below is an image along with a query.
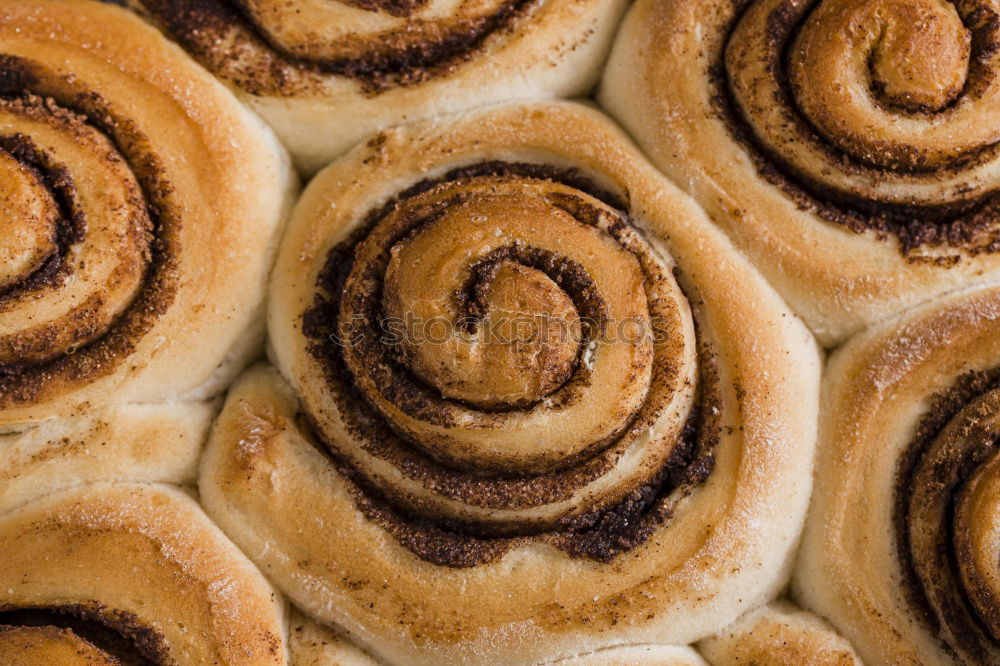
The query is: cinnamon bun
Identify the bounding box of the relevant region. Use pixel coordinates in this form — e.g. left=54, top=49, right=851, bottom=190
left=0, top=0, right=295, bottom=427
left=600, top=0, right=1000, bottom=345
left=123, top=0, right=628, bottom=174
left=796, top=282, right=1000, bottom=664
left=0, top=482, right=287, bottom=664
left=200, top=102, right=821, bottom=664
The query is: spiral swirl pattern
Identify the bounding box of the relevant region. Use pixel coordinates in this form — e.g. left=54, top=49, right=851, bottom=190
left=0, top=0, right=293, bottom=425
left=200, top=103, right=821, bottom=664
left=601, top=0, right=1000, bottom=344
left=0, top=483, right=286, bottom=665
left=123, top=0, right=627, bottom=172
left=0, top=57, right=175, bottom=410
left=796, top=283, right=1000, bottom=665
left=0, top=110, right=145, bottom=368
left=300, top=163, right=704, bottom=537
left=132, top=0, right=532, bottom=95
left=724, top=0, right=1000, bottom=248
left=899, top=375, right=1000, bottom=663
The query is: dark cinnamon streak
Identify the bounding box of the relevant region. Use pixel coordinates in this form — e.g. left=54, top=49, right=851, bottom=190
left=894, top=368, right=1000, bottom=662
left=443, top=242, right=604, bottom=410
left=456, top=244, right=606, bottom=340
left=714, top=0, right=1000, bottom=256
left=135, top=0, right=537, bottom=95
left=301, top=162, right=720, bottom=566
left=0, top=132, right=84, bottom=299
left=340, top=0, right=427, bottom=16
left=337, top=392, right=716, bottom=567
left=0, top=56, right=179, bottom=408
left=306, top=166, right=628, bottom=482
left=0, top=604, right=168, bottom=665
left=376, top=229, right=610, bottom=417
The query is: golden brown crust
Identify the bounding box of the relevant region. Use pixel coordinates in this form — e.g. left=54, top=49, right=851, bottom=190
left=287, top=611, right=709, bottom=666
left=600, top=0, right=1000, bottom=345
left=200, top=102, right=821, bottom=664
left=337, top=176, right=688, bottom=481
left=0, top=402, right=212, bottom=514
left=0, top=483, right=287, bottom=665
left=698, top=602, right=861, bottom=666
left=795, top=282, right=1000, bottom=665
left=0, top=0, right=295, bottom=426
left=0, top=625, right=118, bottom=666
left=315, top=169, right=700, bottom=534
left=123, top=0, right=629, bottom=172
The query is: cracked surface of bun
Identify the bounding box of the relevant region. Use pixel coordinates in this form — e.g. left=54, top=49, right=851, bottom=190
left=601, top=0, right=1000, bottom=345
left=124, top=0, right=629, bottom=173
left=0, top=482, right=288, bottom=665
left=0, top=0, right=296, bottom=427
left=200, top=102, right=820, bottom=665
left=796, top=283, right=1000, bottom=665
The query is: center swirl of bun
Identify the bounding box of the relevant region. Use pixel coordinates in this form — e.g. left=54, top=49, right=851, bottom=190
left=339, top=179, right=680, bottom=475
left=0, top=102, right=150, bottom=369
left=300, top=165, right=711, bottom=540
left=0, top=55, right=180, bottom=408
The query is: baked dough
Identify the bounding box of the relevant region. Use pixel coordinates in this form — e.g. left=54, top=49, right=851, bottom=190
left=125, top=0, right=629, bottom=173
left=0, top=0, right=296, bottom=427
left=201, top=102, right=821, bottom=664
left=600, top=0, right=1000, bottom=345
left=0, top=483, right=288, bottom=665
left=699, top=601, right=862, bottom=665
left=797, top=282, right=1000, bottom=664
